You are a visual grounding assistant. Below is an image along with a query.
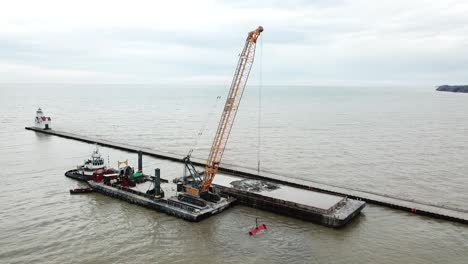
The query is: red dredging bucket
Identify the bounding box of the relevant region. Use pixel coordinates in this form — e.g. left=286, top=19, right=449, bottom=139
left=249, top=224, right=267, bottom=236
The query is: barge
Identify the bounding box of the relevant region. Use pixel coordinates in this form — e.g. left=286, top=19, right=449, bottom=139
left=76, top=172, right=235, bottom=222
left=69, top=174, right=235, bottom=222
left=88, top=179, right=234, bottom=221
left=65, top=147, right=363, bottom=226
left=213, top=174, right=365, bottom=227
left=65, top=149, right=235, bottom=221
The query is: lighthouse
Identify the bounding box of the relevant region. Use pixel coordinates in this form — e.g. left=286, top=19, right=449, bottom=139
left=35, top=108, right=52, bottom=130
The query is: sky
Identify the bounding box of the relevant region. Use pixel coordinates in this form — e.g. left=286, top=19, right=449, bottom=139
left=1, top=0, right=467, bottom=86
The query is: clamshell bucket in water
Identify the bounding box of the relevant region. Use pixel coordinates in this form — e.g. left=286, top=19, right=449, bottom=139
left=249, top=224, right=267, bottom=236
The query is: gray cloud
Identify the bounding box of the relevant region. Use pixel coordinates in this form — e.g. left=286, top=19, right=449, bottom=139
left=0, top=0, right=467, bottom=85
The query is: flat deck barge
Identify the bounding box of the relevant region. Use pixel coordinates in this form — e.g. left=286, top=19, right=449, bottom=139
left=213, top=174, right=365, bottom=227
left=65, top=168, right=235, bottom=222
left=66, top=168, right=364, bottom=227
left=27, top=127, right=468, bottom=225
left=88, top=180, right=234, bottom=221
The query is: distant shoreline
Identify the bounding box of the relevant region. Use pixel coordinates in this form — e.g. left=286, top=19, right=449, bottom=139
left=436, top=85, right=468, bottom=93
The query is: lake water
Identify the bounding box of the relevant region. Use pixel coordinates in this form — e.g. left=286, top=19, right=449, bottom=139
left=0, top=84, right=467, bottom=263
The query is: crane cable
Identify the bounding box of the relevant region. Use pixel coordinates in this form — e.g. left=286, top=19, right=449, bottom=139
left=189, top=94, right=222, bottom=156
left=257, top=34, right=263, bottom=174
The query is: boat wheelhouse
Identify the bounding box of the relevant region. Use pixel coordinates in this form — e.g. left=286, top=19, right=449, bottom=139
left=79, top=146, right=106, bottom=177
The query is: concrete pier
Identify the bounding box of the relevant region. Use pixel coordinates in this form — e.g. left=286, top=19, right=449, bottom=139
left=27, top=127, right=468, bottom=225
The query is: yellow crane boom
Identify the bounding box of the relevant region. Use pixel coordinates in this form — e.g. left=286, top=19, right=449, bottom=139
left=185, top=26, right=263, bottom=196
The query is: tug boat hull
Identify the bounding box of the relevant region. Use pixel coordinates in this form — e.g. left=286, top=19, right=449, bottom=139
left=65, top=169, right=93, bottom=181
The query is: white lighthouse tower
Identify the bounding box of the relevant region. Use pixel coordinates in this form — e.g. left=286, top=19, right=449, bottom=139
left=35, top=108, right=52, bottom=130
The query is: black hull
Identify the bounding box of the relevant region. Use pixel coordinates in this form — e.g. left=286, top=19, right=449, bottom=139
left=70, top=188, right=93, bottom=194
left=65, top=169, right=92, bottom=181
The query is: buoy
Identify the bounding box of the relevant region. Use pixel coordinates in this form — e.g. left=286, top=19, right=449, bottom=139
left=411, top=208, right=417, bottom=213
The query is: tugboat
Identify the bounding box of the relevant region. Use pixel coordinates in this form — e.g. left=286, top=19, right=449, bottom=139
left=65, top=146, right=116, bottom=181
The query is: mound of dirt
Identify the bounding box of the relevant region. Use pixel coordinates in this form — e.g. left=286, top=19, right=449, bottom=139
left=230, top=179, right=279, bottom=193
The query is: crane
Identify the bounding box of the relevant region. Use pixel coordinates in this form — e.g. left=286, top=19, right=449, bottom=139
left=182, top=26, right=264, bottom=200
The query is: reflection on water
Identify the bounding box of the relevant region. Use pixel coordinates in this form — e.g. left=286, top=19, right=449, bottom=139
left=34, top=132, right=52, bottom=141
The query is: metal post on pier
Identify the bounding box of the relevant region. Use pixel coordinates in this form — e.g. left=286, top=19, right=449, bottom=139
left=155, top=168, right=161, bottom=196
left=138, top=151, right=143, bottom=172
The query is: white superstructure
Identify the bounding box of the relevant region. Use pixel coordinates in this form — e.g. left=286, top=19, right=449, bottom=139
left=34, top=108, right=51, bottom=129
left=78, top=146, right=106, bottom=176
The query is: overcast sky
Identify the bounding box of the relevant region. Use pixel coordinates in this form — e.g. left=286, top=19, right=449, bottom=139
left=1, top=0, right=467, bottom=86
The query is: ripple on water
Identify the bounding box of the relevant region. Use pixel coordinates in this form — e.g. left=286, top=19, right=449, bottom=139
left=1, top=85, right=468, bottom=263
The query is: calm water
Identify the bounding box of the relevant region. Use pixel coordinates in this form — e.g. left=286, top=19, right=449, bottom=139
left=0, top=84, right=467, bottom=263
